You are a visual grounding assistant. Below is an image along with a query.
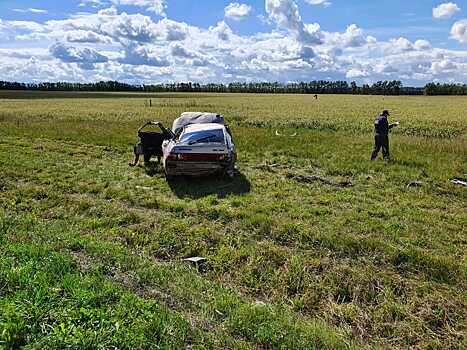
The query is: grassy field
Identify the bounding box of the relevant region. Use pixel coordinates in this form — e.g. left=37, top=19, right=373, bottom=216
left=0, top=91, right=466, bottom=349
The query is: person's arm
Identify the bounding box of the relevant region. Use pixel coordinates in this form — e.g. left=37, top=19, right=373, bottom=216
left=389, top=121, right=400, bottom=129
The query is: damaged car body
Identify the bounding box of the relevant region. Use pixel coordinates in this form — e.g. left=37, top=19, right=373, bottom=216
left=163, top=112, right=236, bottom=178
left=131, top=112, right=236, bottom=179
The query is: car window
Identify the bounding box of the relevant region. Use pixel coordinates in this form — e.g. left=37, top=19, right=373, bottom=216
left=179, top=128, right=225, bottom=144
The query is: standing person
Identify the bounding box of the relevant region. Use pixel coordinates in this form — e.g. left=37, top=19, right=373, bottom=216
left=371, top=110, right=399, bottom=161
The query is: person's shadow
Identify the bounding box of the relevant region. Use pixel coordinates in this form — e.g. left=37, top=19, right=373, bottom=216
left=167, top=171, right=251, bottom=199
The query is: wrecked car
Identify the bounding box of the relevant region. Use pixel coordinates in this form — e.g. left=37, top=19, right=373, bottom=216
left=162, top=112, right=236, bottom=179
left=130, top=112, right=236, bottom=179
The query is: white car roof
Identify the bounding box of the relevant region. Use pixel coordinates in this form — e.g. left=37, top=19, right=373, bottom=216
left=183, top=123, right=225, bottom=133
left=172, top=112, right=224, bottom=134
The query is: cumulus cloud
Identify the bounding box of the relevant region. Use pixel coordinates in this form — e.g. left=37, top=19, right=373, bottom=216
left=170, top=43, right=197, bottom=58
left=430, top=59, right=456, bottom=74
left=56, top=9, right=187, bottom=43
left=50, top=42, right=108, bottom=69
left=111, top=0, right=166, bottom=16
left=346, top=68, right=369, bottom=78
left=450, top=19, right=467, bottom=43
left=118, top=43, right=170, bottom=66
left=159, top=18, right=188, bottom=41
left=414, top=39, right=431, bottom=50
left=209, top=21, right=233, bottom=41
left=305, top=0, right=331, bottom=7
left=66, top=30, right=113, bottom=44
left=324, top=24, right=374, bottom=49
left=390, top=37, right=415, bottom=52
left=265, top=0, right=322, bottom=45
left=225, top=3, right=252, bottom=21
left=433, top=3, right=460, bottom=19
left=100, top=12, right=159, bottom=42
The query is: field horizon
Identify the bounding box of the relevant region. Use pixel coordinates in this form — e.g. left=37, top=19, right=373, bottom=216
left=0, top=91, right=466, bottom=349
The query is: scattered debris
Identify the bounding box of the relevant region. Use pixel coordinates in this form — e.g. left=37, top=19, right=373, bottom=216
left=183, top=256, right=207, bottom=272
left=136, top=185, right=154, bottom=190
left=275, top=130, right=298, bottom=137
left=183, top=256, right=207, bottom=264
left=215, top=309, right=224, bottom=316
left=407, top=181, right=423, bottom=188
left=450, top=178, right=467, bottom=187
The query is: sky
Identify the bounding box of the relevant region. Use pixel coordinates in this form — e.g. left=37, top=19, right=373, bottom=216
left=0, top=0, right=466, bottom=86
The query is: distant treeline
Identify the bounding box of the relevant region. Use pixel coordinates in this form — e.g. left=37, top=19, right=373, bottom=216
left=0, top=80, right=466, bottom=96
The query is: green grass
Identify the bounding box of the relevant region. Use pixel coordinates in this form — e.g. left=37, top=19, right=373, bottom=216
left=0, top=91, right=466, bottom=349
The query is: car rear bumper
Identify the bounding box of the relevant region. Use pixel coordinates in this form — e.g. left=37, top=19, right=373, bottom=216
left=165, top=160, right=231, bottom=176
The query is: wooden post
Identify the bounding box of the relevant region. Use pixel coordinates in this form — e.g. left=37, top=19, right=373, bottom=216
left=149, top=99, right=152, bottom=107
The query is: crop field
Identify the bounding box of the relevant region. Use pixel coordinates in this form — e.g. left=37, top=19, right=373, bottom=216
left=0, top=91, right=466, bottom=349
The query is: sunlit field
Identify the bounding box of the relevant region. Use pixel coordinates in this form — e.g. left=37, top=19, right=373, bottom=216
left=0, top=91, right=466, bottom=349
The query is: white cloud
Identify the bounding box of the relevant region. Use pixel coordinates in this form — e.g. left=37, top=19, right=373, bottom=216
left=391, top=37, right=414, bottom=52
left=99, top=11, right=160, bottom=42
left=118, top=43, right=170, bottom=66
left=433, top=3, right=460, bottom=19
left=265, top=0, right=322, bottom=45
left=66, top=30, right=113, bottom=44
left=159, top=18, right=188, bottom=41
left=430, top=59, right=456, bottom=74
left=79, top=0, right=106, bottom=8
left=6, top=20, right=46, bottom=32
left=209, top=21, right=233, bottom=41
left=170, top=43, right=197, bottom=58
left=305, top=0, right=331, bottom=7
left=414, top=39, right=431, bottom=50
left=50, top=42, right=108, bottom=69
left=13, top=8, right=48, bottom=14
left=450, top=19, right=467, bottom=43
left=111, top=0, right=166, bottom=16
left=323, top=24, right=374, bottom=49
left=225, top=3, right=252, bottom=21
left=346, top=68, right=369, bottom=78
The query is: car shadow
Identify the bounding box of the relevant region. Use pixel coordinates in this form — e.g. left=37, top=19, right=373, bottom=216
left=143, top=161, right=164, bottom=177
left=167, top=171, right=251, bottom=199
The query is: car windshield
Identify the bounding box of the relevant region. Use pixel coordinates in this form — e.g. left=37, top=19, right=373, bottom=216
left=179, top=129, right=225, bottom=145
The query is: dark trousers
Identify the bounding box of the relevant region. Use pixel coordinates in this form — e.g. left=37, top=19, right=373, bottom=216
left=371, top=134, right=389, bottom=160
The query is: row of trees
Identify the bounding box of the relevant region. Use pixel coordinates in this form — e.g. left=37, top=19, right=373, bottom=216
left=0, top=80, right=465, bottom=95
left=424, top=83, right=467, bottom=96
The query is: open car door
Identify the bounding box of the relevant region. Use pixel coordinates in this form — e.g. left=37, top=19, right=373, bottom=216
left=130, top=121, right=174, bottom=166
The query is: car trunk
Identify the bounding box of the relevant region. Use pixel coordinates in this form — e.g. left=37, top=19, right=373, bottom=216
left=165, top=144, right=231, bottom=176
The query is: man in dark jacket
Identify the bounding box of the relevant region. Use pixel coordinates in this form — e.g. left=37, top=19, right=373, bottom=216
left=371, top=110, right=399, bottom=160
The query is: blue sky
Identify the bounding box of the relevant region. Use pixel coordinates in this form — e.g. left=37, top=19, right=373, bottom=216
left=0, top=0, right=466, bottom=85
